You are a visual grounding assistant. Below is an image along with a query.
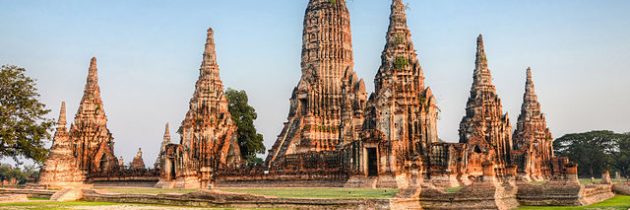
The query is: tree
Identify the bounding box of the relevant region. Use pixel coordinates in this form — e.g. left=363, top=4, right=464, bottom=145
left=610, top=132, right=630, bottom=178
left=225, top=88, right=265, bottom=164
left=554, top=130, right=626, bottom=178
left=0, top=65, right=53, bottom=163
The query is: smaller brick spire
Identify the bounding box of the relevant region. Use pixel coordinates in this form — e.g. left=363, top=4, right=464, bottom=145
left=57, top=101, right=67, bottom=130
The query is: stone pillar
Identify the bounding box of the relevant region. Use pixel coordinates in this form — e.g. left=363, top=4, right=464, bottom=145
left=482, top=161, right=496, bottom=182
left=565, top=163, right=579, bottom=183
left=506, top=164, right=518, bottom=179
left=601, top=170, right=612, bottom=184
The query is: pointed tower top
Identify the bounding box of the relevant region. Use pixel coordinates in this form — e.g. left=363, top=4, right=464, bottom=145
left=472, top=34, right=494, bottom=90
left=524, top=67, right=537, bottom=101
left=86, top=57, right=99, bottom=91
left=203, top=27, right=217, bottom=66
left=476, top=34, right=487, bottom=71
left=163, top=122, right=171, bottom=139
left=57, top=101, right=67, bottom=129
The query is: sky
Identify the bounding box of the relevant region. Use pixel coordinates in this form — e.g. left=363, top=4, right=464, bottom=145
left=1, top=0, right=629, bottom=166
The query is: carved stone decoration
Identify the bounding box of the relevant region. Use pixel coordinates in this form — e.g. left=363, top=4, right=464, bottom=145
left=38, top=102, right=87, bottom=188
left=69, top=57, right=119, bottom=174
left=512, top=68, right=554, bottom=181
left=458, top=35, right=513, bottom=177
left=265, top=0, right=367, bottom=170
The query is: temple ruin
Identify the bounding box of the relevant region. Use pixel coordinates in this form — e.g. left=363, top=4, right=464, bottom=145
left=155, top=28, right=243, bottom=189
left=36, top=0, right=615, bottom=208
left=38, top=102, right=87, bottom=189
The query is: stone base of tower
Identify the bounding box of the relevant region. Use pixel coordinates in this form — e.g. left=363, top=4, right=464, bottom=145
left=343, top=174, right=409, bottom=189
left=516, top=180, right=614, bottom=206
left=35, top=182, right=89, bottom=191
left=419, top=179, right=518, bottom=210
left=162, top=176, right=202, bottom=189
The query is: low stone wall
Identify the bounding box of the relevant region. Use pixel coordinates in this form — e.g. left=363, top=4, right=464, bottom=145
left=516, top=181, right=582, bottom=206
left=91, top=181, right=158, bottom=188
left=580, top=184, right=614, bottom=205
left=516, top=181, right=614, bottom=206
left=215, top=173, right=348, bottom=188
left=82, top=189, right=393, bottom=209
left=613, top=182, right=630, bottom=195
left=0, top=188, right=55, bottom=199
left=0, top=194, right=28, bottom=202
left=419, top=180, right=518, bottom=210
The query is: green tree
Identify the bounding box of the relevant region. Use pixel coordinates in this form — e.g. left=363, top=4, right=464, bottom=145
left=610, top=132, right=630, bottom=178
left=225, top=88, right=265, bottom=164
left=554, top=130, right=623, bottom=178
left=0, top=65, right=53, bottom=163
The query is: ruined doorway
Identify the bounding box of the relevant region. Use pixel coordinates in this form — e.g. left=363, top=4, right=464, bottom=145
left=367, top=148, right=378, bottom=176
left=169, top=158, right=176, bottom=180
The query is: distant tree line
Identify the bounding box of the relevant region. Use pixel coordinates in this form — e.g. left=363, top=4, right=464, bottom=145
left=554, top=130, right=630, bottom=179
left=0, top=163, right=39, bottom=185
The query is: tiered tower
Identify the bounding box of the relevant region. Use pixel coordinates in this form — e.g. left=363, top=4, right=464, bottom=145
left=265, top=0, right=367, bottom=169
left=176, top=28, right=242, bottom=188
left=154, top=123, right=171, bottom=170
left=459, top=35, right=513, bottom=176
left=366, top=0, right=438, bottom=158
left=512, top=68, right=554, bottom=181
left=69, top=57, right=118, bottom=174
left=130, top=148, right=146, bottom=170
left=38, top=102, right=86, bottom=188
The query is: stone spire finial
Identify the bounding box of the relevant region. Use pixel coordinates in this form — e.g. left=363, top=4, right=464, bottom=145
left=57, top=101, right=67, bottom=129
left=203, top=27, right=217, bottom=67
left=472, top=34, right=494, bottom=90
left=163, top=123, right=171, bottom=140
left=525, top=67, right=536, bottom=97
left=86, top=57, right=99, bottom=92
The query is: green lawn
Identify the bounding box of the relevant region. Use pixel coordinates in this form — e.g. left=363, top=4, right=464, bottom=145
left=0, top=201, right=118, bottom=210
left=519, top=195, right=630, bottom=210
left=219, top=187, right=398, bottom=199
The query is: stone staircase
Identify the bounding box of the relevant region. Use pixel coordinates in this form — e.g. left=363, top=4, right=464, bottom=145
left=50, top=188, right=83, bottom=201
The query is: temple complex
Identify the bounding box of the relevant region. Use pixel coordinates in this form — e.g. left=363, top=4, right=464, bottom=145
left=38, top=102, right=87, bottom=188
left=35, top=0, right=616, bottom=208
left=512, top=68, right=555, bottom=181
left=130, top=148, right=146, bottom=170
left=264, top=0, right=367, bottom=172
left=156, top=28, right=242, bottom=189
left=69, top=58, right=119, bottom=174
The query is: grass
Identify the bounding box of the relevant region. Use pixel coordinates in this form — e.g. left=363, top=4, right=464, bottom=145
left=220, top=187, right=398, bottom=199
left=0, top=201, right=118, bottom=210
left=445, top=186, right=464, bottom=194
left=519, top=195, right=630, bottom=210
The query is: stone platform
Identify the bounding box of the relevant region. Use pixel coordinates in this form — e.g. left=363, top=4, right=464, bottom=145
left=419, top=181, right=518, bottom=210
left=82, top=189, right=405, bottom=209
left=517, top=181, right=614, bottom=206
left=0, top=194, right=28, bottom=203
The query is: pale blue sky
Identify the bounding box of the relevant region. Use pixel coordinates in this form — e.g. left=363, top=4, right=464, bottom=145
left=1, top=0, right=629, bottom=166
